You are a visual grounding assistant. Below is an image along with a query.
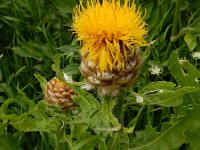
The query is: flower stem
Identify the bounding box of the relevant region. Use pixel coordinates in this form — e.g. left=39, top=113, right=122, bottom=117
left=164, top=0, right=181, bottom=59
left=102, top=95, right=120, bottom=126
left=113, top=89, right=127, bottom=125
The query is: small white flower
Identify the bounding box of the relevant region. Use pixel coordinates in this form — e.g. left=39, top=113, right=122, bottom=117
left=81, top=83, right=95, bottom=91
left=192, top=52, right=200, bottom=59
left=148, top=65, right=162, bottom=75
left=63, top=72, right=73, bottom=83
left=136, top=95, right=143, bottom=103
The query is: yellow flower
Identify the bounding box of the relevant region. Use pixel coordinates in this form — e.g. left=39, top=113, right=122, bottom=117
left=72, top=0, right=147, bottom=72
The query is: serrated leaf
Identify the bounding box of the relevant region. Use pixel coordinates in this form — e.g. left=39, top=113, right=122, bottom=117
left=70, top=86, right=120, bottom=136
left=184, top=33, right=197, bottom=51
left=130, top=105, right=200, bottom=150
left=139, top=81, right=176, bottom=94
left=69, top=84, right=104, bottom=129
left=132, top=122, right=157, bottom=146
left=0, top=114, right=58, bottom=132
left=68, top=124, right=99, bottom=150
left=168, top=52, right=200, bottom=105
left=0, top=100, right=60, bottom=132
left=139, top=81, right=200, bottom=107
left=69, top=84, right=99, bottom=109
left=168, top=52, right=200, bottom=86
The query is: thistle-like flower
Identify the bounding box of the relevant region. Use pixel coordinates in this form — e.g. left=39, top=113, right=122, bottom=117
left=72, top=0, right=147, bottom=96
left=44, top=77, right=75, bottom=110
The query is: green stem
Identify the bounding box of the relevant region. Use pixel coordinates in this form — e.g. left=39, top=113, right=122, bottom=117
left=102, top=89, right=126, bottom=127
left=164, top=0, right=181, bottom=59
left=113, top=89, right=127, bottom=125
left=127, top=105, right=144, bottom=129
left=39, top=131, right=48, bottom=148
left=102, top=95, right=120, bottom=126
left=56, top=124, right=66, bottom=150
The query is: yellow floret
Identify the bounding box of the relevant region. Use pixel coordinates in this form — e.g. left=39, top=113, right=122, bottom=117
left=72, top=0, right=147, bottom=72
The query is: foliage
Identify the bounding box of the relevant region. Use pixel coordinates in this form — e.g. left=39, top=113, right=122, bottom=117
left=1, top=0, right=200, bottom=149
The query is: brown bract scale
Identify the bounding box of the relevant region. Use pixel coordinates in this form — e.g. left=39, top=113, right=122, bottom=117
left=80, top=45, right=141, bottom=96
left=44, top=77, right=76, bottom=110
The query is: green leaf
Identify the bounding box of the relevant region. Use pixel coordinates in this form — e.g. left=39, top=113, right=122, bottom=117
left=0, top=83, right=13, bottom=98
left=139, top=81, right=200, bottom=107
left=139, top=81, right=176, bottom=94
left=101, top=97, right=120, bottom=126
left=12, top=115, right=58, bottom=132
left=63, top=63, right=80, bottom=75
left=14, top=66, right=26, bottom=77
left=168, top=52, right=200, bottom=87
left=186, top=128, right=200, bottom=150
left=72, top=136, right=100, bottom=150
left=130, top=122, right=157, bottom=147
left=168, top=52, right=200, bottom=104
left=52, top=53, right=62, bottom=73
left=184, top=33, right=197, bottom=51
left=14, top=88, right=37, bottom=110
left=129, top=105, right=200, bottom=150
left=0, top=99, right=13, bottom=115
left=57, top=45, right=79, bottom=53
left=70, top=84, right=99, bottom=109
left=0, top=101, right=60, bottom=132
left=52, top=0, right=77, bottom=14
left=0, top=114, right=58, bottom=132
left=146, top=1, right=174, bottom=40
left=142, top=47, right=151, bottom=63
left=106, top=133, right=129, bottom=150
left=12, top=41, right=56, bottom=59
left=0, top=69, right=2, bottom=81
left=34, top=73, right=47, bottom=93
left=70, top=85, right=121, bottom=137
left=66, top=124, right=100, bottom=150
left=0, top=133, right=22, bottom=150
left=70, top=84, right=102, bottom=128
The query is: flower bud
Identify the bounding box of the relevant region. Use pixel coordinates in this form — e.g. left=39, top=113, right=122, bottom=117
left=44, top=77, right=75, bottom=110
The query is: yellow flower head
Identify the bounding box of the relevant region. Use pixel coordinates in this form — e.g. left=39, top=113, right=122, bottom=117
left=72, top=0, right=147, bottom=72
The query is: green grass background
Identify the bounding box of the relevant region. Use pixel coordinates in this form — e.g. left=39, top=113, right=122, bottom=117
left=0, top=0, right=200, bottom=149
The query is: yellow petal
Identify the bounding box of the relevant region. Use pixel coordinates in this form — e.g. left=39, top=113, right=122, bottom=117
left=72, top=0, right=148, bottom=72
left=99, top=50, right=107, bottom=71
